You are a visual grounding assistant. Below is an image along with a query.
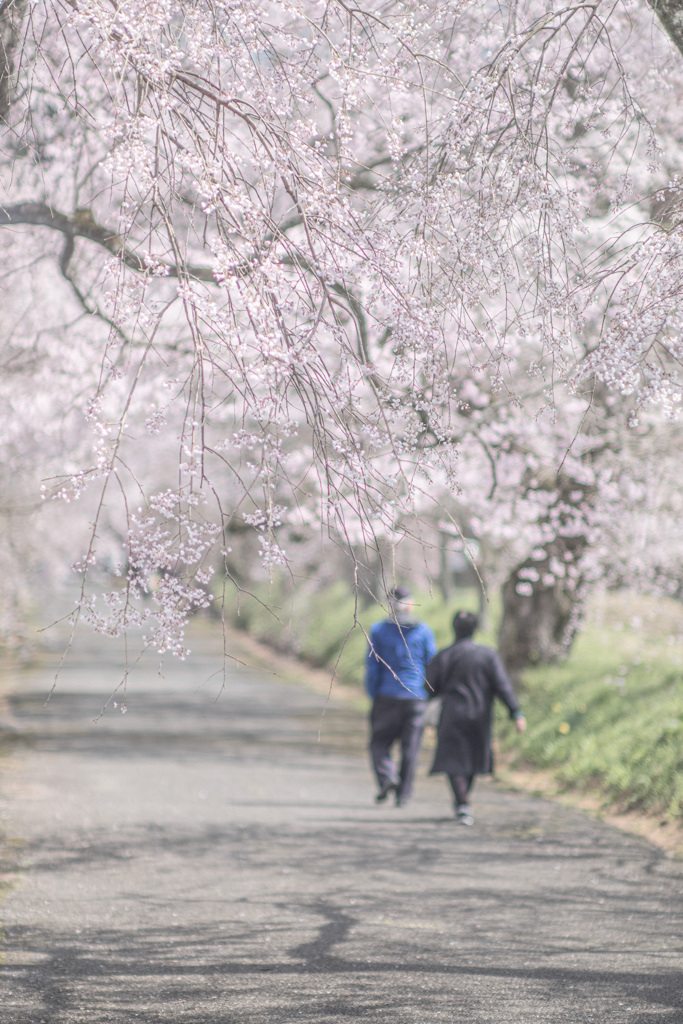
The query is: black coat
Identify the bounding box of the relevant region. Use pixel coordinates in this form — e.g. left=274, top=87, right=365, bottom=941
left=426, top=638, right=521, bottom=776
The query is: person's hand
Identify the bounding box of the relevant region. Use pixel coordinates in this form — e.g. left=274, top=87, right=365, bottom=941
left=515, top=716, right=527, bottom=734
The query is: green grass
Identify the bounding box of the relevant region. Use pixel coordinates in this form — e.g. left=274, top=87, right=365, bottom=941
left=218, top=579, right=683, bottom=821
left=497, top=592, right=683, bottom=820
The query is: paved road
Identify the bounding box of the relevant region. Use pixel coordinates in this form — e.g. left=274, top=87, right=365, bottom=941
left=0, top=626, right=681, bottom=1023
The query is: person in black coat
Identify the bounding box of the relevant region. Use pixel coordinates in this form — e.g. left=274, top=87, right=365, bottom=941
left=426, top=611, right=526, bottom=825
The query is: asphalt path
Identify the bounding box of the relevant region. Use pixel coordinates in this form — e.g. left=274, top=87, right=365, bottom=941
left=0, top=625, right=681, bottom=1023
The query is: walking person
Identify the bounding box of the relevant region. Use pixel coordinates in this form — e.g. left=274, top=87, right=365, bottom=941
left=365, top=586, right=438, bottom=807
left=427, top=610, right=526, bottom=825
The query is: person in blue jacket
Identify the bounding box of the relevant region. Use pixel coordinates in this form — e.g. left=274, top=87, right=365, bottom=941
left=365, top=586, right=438, bottom=806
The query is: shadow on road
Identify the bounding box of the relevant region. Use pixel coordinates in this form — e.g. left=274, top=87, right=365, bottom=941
left=0, top=632, right=680, bottom=1023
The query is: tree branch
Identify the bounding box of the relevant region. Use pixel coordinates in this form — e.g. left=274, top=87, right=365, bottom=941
left=0, top=202, right=215, bottom=281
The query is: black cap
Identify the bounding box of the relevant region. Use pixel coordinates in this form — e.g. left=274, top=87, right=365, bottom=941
left=389, top=585, right=411, bottom=601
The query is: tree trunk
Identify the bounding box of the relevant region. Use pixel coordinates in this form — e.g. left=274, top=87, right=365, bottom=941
left=438, top=531, right=452, bottom=603
left=0, top=0, right=26, bottom=122
left=497, top=471, right=594, bottom=678
left=647, top=0, right=683, bottom=59
left=498, top=536, right=587, bottom=678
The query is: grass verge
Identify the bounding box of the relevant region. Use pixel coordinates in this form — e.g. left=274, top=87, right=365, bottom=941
left=496, top=592, right=683, bottom=840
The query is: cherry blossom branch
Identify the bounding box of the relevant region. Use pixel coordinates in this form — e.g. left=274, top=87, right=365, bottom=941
left=0, top=202, right=215, bottom=280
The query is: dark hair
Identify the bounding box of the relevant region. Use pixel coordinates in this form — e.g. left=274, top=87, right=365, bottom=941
left=389, top=585, right=411, bottom=601
left=453, top=610, right=478, bottom=639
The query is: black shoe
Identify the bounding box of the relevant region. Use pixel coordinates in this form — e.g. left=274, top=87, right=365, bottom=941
left=375, top=780, right=398, bottom=803
left=395, top=793, right=409, bottom=807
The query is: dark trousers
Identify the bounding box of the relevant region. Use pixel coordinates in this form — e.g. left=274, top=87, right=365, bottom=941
left=369, top=696, right=427, bottom=802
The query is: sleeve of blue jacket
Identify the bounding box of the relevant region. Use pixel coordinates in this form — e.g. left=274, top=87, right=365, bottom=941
left=364, top=624, right=381, bottom=698
left=423, top=624, right=438, bottom=667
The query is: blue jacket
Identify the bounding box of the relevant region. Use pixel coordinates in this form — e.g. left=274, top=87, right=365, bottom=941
left=365, top=619, right=438, bottom=700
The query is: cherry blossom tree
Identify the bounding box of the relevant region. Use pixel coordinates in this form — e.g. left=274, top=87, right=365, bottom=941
left=2, top=0, right=683, bottom=667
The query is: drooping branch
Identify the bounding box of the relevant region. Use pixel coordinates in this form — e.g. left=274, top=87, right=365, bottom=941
left=0, top=202, right=215, bottom=281
left=647, top=0, right=683, bottom=58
